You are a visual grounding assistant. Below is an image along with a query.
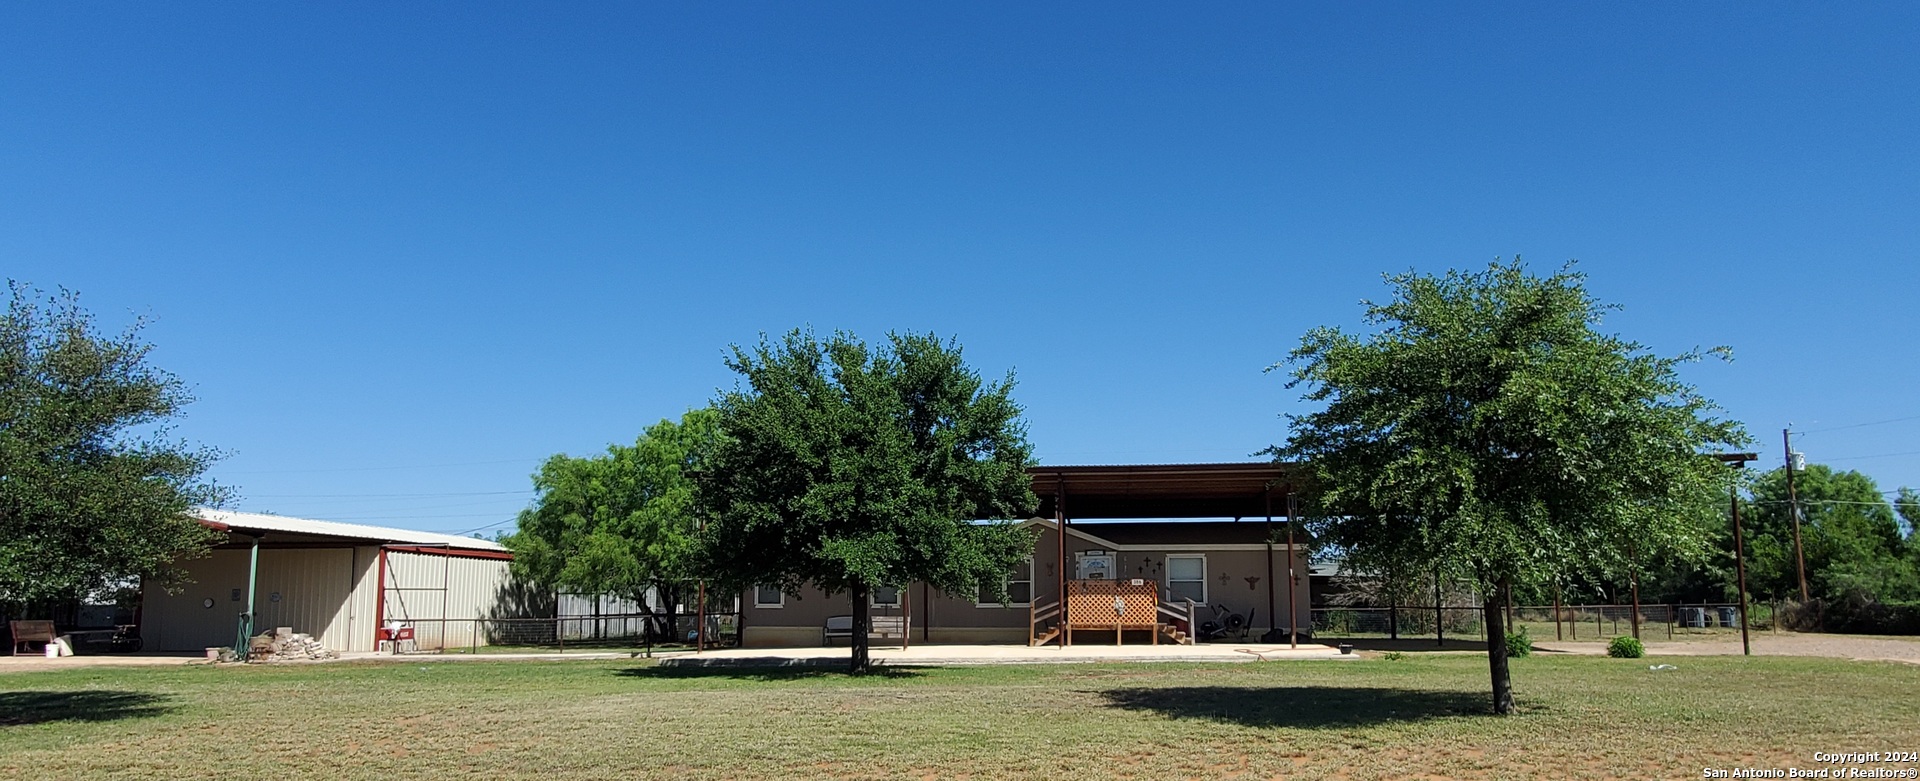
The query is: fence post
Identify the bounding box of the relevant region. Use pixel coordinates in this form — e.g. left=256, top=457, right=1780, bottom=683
left=471, top=615, right=479, bottom=656
left=1389, top=604, right=1398, bottom=640
left=1668, top=604, right=1675, bottom=640
left=557, top=615, right=564, bottom=653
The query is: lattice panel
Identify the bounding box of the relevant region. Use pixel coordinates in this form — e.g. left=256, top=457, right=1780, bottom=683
left=1066, top=579, right=1160, bottom=626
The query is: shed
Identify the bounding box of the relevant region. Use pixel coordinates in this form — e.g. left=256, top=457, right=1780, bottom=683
left=139, top=510, right=514, bottom=654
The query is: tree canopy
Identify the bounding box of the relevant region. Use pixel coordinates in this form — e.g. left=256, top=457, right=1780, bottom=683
left=0, top=282, right=227, bottom=613
left=1743, top=464, right=1915, bottom=605
left=693, top=330, right=1036, bottom=672
left=1272, top=261, right=1746, bottom=713
left=504, top=408, right=721, bottom=637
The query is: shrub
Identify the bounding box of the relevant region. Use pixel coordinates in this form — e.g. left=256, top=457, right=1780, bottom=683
left=1381, top=651, right=1407, bottom=662
left=1504, top=627, right=1533, bottom=658
left=1607, top=636, right=1644, bottom=658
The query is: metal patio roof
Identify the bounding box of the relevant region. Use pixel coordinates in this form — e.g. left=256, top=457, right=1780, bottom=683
left=1026, top=462, right=1300, bottom=519
left=194, top=509, right=509, bottom=552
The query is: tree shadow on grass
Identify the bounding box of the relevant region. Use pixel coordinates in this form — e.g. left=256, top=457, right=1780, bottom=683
left=0, top=691, right=176, bottom=727
left=614, top=664, right=929, bottom=682
left=1098, top=686, right=1491, bottom=728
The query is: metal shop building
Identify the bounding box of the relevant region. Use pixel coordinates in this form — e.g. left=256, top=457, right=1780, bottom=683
left=139, top=510, right=514, bottom=654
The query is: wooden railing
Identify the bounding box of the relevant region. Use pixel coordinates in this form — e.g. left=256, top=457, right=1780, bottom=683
left=1028, top=598, right=1061, bottom=646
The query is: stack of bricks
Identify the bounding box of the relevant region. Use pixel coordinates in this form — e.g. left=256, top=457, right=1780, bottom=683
left=256, top=627, right=340, bottom=662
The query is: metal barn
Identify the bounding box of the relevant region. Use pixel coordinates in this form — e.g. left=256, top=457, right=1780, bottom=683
left=139, top=510, right=514, bottom=654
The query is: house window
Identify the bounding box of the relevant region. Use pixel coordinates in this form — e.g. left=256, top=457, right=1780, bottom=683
left=753, top=585, right=784, bottom=608
left=976, top=558, right=1034, bottom=607
left=871, top=585, right=901, bottom=606
left=1166, top=555, right=1207, bottom=604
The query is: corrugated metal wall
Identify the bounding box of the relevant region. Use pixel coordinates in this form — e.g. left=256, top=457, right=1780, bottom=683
left=142, top=550, right=250, bottom=652
left=142, top=545, right=383, bottom=653
left=248, top=548, right=353, bottom=647
left=381, top=550, right=513, bottom=650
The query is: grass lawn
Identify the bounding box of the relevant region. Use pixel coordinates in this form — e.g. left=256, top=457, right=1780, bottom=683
left=3, top=654, right=1916, bottom=780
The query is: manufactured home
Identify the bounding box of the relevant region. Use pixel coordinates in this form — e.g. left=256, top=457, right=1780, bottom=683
left=740, top=463, right=1312, bottom=647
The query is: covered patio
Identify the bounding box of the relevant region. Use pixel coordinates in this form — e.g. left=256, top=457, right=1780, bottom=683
left=1025, top=462, right=1308, bottom=649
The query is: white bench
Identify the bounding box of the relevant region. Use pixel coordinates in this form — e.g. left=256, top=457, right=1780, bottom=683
left=823, top=615, right=908, bottom=647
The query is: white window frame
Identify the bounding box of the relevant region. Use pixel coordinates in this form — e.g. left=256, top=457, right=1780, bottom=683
left=976, top=557, right=1035, bottom=608
left=870, top=585, right=902, bottom=607
left=753, top=585, right=784, bottom=608
left=1165, top=554, right=1208, bottom=605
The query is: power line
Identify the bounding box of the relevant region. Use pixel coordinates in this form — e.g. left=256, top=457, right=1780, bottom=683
left=1823, top=450, right=1920, bottom=462
left=219, top=458, right=541, bottom=475
left=240, top=490, right=532, bottom=498
left=440, top=519, right=519, bottom=536
left=1797, top=415, right=1920, bottom=435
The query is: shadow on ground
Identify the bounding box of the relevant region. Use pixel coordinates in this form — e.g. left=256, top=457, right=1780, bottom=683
left=1319, top=637, right=1492, bottom=653
left=0, top=690, right=175, bottom=726
left=1099, top=686, right=1489, bottom=727
left=614, top=665, right=928, bottom=682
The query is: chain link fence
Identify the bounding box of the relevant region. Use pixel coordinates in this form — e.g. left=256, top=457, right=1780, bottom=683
left=1310, top=603, right=1763, bottom=643
left=379, top=610, right=742, bottom=655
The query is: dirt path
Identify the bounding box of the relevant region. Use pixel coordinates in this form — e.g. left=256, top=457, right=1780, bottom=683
left=1535, top=632, right=1920, bottom=663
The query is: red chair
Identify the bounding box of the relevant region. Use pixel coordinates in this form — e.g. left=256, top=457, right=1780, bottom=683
left=377, top=626, right=416, bottom=654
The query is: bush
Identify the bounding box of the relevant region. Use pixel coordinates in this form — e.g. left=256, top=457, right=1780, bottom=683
left=1504, top=627, right=1533, bottom=658
left=1607, top=636, right=1644, bottom=658
left=1381, top=651, right=1406, bottom=662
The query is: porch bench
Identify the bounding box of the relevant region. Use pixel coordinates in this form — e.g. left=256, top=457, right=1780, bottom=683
left=10, top=620, right=56, bottom=656
left=823, top=615, right=909, bottom=647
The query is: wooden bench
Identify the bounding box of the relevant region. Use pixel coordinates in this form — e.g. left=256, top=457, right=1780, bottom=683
left=10, top=620, right=56, bottom=656
left=823, top=615, right=908, bottom=647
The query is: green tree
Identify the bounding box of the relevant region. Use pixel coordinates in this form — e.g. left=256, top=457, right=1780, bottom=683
left=0, top=282, right=228, bottom=618
left=1900, top=487, right=1920, bottom=544
left=504, top=408, right=722, bottom=642
left=1272, top=261, right=1744, bottom=714
left=694, top=330, right=1036, bottom=672
left=1744, top=465, right=1915, bottom=603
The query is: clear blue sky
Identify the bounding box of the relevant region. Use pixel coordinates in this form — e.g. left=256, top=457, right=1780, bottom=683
left=5, top=3, right=1916, bottom=536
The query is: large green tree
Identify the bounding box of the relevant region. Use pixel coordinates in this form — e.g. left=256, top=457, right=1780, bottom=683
left=1272, top=261, right=1745, bottom=714
left=504, top=408, right=722, bottom=641
left=694, top=330, right=1036, bottom=672
left=1743, top=465, right=1915, bottom=604
left=0, top=282, right=227, bottom=617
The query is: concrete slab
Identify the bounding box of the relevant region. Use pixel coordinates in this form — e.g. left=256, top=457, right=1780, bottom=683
left=0, top=653, right=206, bottom=671
left=660, top=642, right=1356, bottom=667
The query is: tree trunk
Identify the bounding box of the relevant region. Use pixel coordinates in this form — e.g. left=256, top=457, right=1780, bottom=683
left=850, top=583, right=872, bottom=674
left=652, top=582, right=681, bottom=645
left=1483, top=579, right=1516, bottom=715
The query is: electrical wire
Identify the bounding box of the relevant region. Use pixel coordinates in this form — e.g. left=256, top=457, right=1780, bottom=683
left=1796, top=415, right=1920, bottom=435
left=240, top=490, right=532, bottom=498
left=1822, top=450, right=1920, bottom=462
left=220, top=458, right=541, bottom=475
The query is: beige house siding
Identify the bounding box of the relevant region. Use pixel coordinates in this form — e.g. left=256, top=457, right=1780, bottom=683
left=739, top=522, right=1311, bottom=647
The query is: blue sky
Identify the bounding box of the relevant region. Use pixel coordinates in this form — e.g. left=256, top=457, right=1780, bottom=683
left=4, top=3, right=1916, bottom=536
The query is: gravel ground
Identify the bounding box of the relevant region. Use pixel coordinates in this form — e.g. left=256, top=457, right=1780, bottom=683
left=1536, top=631, right=1920, bottom=663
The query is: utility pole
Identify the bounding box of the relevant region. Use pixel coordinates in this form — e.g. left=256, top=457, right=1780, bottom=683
left=1285, top=492, right=1299, bottom=650
left=1783, top=428, right=1810, bottom=603
left=1731, top=461, right=1753, bottom=656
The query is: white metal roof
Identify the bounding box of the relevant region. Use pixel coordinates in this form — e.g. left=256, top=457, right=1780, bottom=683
left=194, top=509, right=509, bottom=552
